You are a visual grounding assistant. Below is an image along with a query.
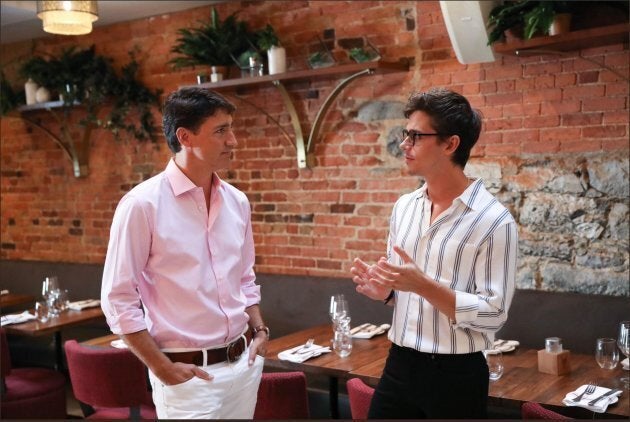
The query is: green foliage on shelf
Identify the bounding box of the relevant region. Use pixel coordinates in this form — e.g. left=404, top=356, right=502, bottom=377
left=255, top=24, right=280, bottom=51
left=16, top=46, right=161, bottom=142
left=487, top=1, right=569, bottom=45
left=0, top=71, right=22, bottom=116
left=169, top=8, right=252, bottom=68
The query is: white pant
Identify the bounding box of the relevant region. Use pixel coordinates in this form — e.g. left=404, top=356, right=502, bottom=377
left=149, top=349, right=264, bottom=419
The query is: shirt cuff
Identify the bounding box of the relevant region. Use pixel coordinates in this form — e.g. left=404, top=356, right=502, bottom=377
left=453, top=291, right=479, bottom=324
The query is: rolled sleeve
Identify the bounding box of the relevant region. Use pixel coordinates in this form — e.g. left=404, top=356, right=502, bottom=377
left=100, top=195, right=151, bottom=335
left=240, top=205, right=261, bottom=307
left=452, top=221, right=517, bottom=332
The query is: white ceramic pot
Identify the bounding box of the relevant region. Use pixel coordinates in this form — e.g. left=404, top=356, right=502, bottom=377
left=25, top=78, right=38, bottom=105
left=267, top=46, right=287, bottom=75
left=35, top=86, right=51, bottom=103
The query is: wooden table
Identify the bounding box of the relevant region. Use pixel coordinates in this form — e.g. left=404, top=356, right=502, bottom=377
left=350, top=347, right=629, bottom=419
left=3, top=307, right=105, bottom=370
left=264, top=324, right=391, bottom=418
left=0, top=293, right=35, bottom=312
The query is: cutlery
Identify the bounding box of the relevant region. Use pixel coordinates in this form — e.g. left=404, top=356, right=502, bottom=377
left=290, top=338, right=314, bottom=354
left=350, top=323, right=373, bottom=335
left=572, top=382, right=596, bottom=402
left=297, top=346, right=330, bottom=355
left=587, top=388, right=622, bottom=406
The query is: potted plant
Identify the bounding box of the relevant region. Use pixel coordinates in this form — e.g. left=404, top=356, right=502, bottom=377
left=169, top=7, right=252, bottom=80
left=348, top=39, right=381, bottom=63
left=256, top=24, right=286, bottom=75
left=17, top=46, right=161, bottom=141
left=487, top=1, right=570, bottom=45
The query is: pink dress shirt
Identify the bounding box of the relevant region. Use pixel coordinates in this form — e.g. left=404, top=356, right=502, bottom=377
left=101, top=160, right=260, bottom=350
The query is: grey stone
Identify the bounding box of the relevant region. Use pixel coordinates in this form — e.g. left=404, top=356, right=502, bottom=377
left=608, top=202, right=629, bottom=243
left=574, top=222, right=604, bottom=240
left=588, top=158, right=629, bottom=197
left=465, top=161, right=502, bottom=193
left=540, top=262, right=629, bottom=296
left=356, top=101, right=405, bottom=122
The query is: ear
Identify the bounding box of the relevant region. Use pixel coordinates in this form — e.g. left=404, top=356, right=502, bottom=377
left=176, top=127, right=191, bottom=148
left=443, top=134, right=460, bottom=156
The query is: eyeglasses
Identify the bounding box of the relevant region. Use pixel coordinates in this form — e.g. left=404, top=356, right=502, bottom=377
left=401, top=129, right=445, bottom=146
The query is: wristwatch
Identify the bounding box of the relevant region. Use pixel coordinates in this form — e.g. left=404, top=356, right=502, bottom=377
left=252, top=325, right=270, bottom=339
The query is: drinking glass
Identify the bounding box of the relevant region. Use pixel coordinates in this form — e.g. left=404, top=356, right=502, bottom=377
left=618, top=321, right=630, bottom=387
left=329, top=294, right=345, bottom=321
left=34, top=301, right=49, bottom=323
left=595, top=338, right=619, bottom=369
left=42, top=276, right=59, bottom=299
left=333, top=326, right=353, bottom=357
left=484, top=349, right=504, bottom=381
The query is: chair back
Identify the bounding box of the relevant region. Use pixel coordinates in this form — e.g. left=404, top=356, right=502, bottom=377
left=254, top=371, right=309, bottom=419
left=522, top=402, right=571, bottom=419
left=347, top=377, right=375, bottom=420
left=64, top=339, right=152, bottom=411
left=1, top=328, right=12, bottom=377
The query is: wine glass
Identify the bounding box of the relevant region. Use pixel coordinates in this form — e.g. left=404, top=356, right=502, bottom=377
left=618, top=321, right=630, bottom=388
left=595, top=338, right=619, bottom=369
left=329, top=294, right=345, bottom=325
left=42, top=276, right=59, bottom=299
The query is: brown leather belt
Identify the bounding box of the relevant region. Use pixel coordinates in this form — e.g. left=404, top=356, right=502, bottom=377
left=165, top=331, right=252, bottom=366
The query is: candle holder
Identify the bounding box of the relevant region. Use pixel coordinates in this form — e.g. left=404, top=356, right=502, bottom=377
left=538, top=337, right=571, bottom=375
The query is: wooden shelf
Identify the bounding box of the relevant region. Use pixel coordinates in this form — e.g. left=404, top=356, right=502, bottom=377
left=193, top=60, right=409, bottom=90
left=493, top=23, right=630, bottom=55
left=186, top=60, right=410, bottom=169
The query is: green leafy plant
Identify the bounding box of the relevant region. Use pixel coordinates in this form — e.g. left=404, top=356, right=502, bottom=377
left=17, top=46, right=161, bottom=141
left=169, top=8, right=252, bottom=68
left=255, top=24, right=280, bottom=51
left=0, top=71, right=22, bottom=116
left=487, top=1, right=569, bottom=45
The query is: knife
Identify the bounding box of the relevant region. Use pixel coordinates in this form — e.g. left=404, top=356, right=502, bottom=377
left=587, top=388, right=622, bottom=406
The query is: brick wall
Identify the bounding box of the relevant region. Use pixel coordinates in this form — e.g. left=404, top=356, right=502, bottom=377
left=1, top=2, right=628, bottom=294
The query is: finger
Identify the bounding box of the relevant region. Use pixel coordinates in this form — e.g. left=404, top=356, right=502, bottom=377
left=369, top=264, right=397, bottom=282
left=350, top=267, right=369, bottom=281
left=193, top=366, right=213, bottom=381
left=352, top=275, right=367, bottom=286
left=393, top=246, right=414, bottom=264
left=376, top=259, right=402, bottom=273
left=370, top=277, right=393, bottom=288
left=352, top=257, right=371, bottom=271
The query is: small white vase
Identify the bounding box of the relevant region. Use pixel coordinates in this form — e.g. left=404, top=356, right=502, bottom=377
left=35, top=86, right=51, bottom=103
left=267, top=46, right=287, bottom=75
left=25, top=78, right=38, bottom=105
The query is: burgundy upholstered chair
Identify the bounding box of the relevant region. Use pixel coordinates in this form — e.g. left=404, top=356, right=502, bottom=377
left=0, top=328, right=67, bottom=419
left=254, top=371, right=309, bottom=419
left=64, top=339, right=156, bottom=419
left=347, top=377, right=375, bottom=420
left=522, top=402, right=571, bottom=419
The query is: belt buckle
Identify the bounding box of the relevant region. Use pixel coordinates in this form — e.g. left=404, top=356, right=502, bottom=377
left=226, top=337, right=244, bottom=363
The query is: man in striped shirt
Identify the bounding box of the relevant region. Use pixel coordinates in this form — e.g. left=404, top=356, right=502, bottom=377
left=351, top=88, right=517, bottom=419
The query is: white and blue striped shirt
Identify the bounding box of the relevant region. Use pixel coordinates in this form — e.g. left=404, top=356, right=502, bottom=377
left=388, top=179, right=517, bottom=354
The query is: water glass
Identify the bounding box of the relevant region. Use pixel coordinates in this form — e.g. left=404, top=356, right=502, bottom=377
left=595, top=338, right=619, bottom=369
left=333, top=326, right=353, bottom=357
left=34, top=301, right=49, bottom=323
left=484, top=350, right=504, bottom=381
left=618, top=321, right=630, bottom=387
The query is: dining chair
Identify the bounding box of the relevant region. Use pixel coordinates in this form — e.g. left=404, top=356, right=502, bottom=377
left=347, top=377, right=375, bottom=420
left=254, top=371, right=309, bottom=419
left=0, top=327, right=67, bottom=419
left=64, top=339, right=156, bottom=419
left=521, top=402, right=571, bottom=419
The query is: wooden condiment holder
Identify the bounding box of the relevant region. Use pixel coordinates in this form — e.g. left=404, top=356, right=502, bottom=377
left=537, top=349, right=571, bottom=375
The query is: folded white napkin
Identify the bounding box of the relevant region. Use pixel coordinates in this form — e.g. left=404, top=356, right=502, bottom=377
left=68, top=299, right=100, bottom=311
left=278, top=343, right=331, bottom=363
left=622, top=357, right=629, bottom=370
left=351, top=323, right=391, bottom=339
left=0, top=311, right=36, bottom=326
left=493, top=339, right=520, bottom=353
left=563, top=385, right=622, bottom=413
left=0, top=290, right=9, bottom=295
left=110, top=339, right=128, bottom=349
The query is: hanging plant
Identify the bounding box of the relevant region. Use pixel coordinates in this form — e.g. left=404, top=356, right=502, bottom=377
left=14, top=45, right=161, bottom=142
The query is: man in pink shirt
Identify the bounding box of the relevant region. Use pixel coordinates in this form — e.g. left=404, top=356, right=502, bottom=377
left=101, top=87, right=268, bottom=419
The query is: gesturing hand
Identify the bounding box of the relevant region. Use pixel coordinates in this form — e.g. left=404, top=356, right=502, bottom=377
left=370, top=246, right=426, bottom=294
left=351, top=257, right=391, bottom=301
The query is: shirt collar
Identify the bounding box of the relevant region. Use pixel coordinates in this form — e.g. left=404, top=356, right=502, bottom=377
left=413, top=178, right=486, bottom=212
left=165, top=159, right=223, bottom=196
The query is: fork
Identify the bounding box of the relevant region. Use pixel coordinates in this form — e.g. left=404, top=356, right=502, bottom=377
left=572, top=382, right=597, bottom=402
left=290, top=338, right=314, bottom=354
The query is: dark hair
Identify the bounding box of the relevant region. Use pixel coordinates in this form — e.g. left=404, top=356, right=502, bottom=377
left=162, top=87, right=236, bottom=153
left=403, top=87, right=482, bottom=167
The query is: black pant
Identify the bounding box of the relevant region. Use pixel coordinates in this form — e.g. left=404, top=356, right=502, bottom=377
left=368, top=343, right=489, bottom=419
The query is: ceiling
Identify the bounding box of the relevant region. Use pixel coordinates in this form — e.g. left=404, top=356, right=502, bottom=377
left=0, top=1, right=220, bottom=44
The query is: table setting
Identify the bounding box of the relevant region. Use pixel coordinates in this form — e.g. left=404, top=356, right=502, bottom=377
left=562, top=384, right=622, bottom=413
left=278, top=339, right=331, bottom=363
left=0, top=310, right=36, bottom=326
